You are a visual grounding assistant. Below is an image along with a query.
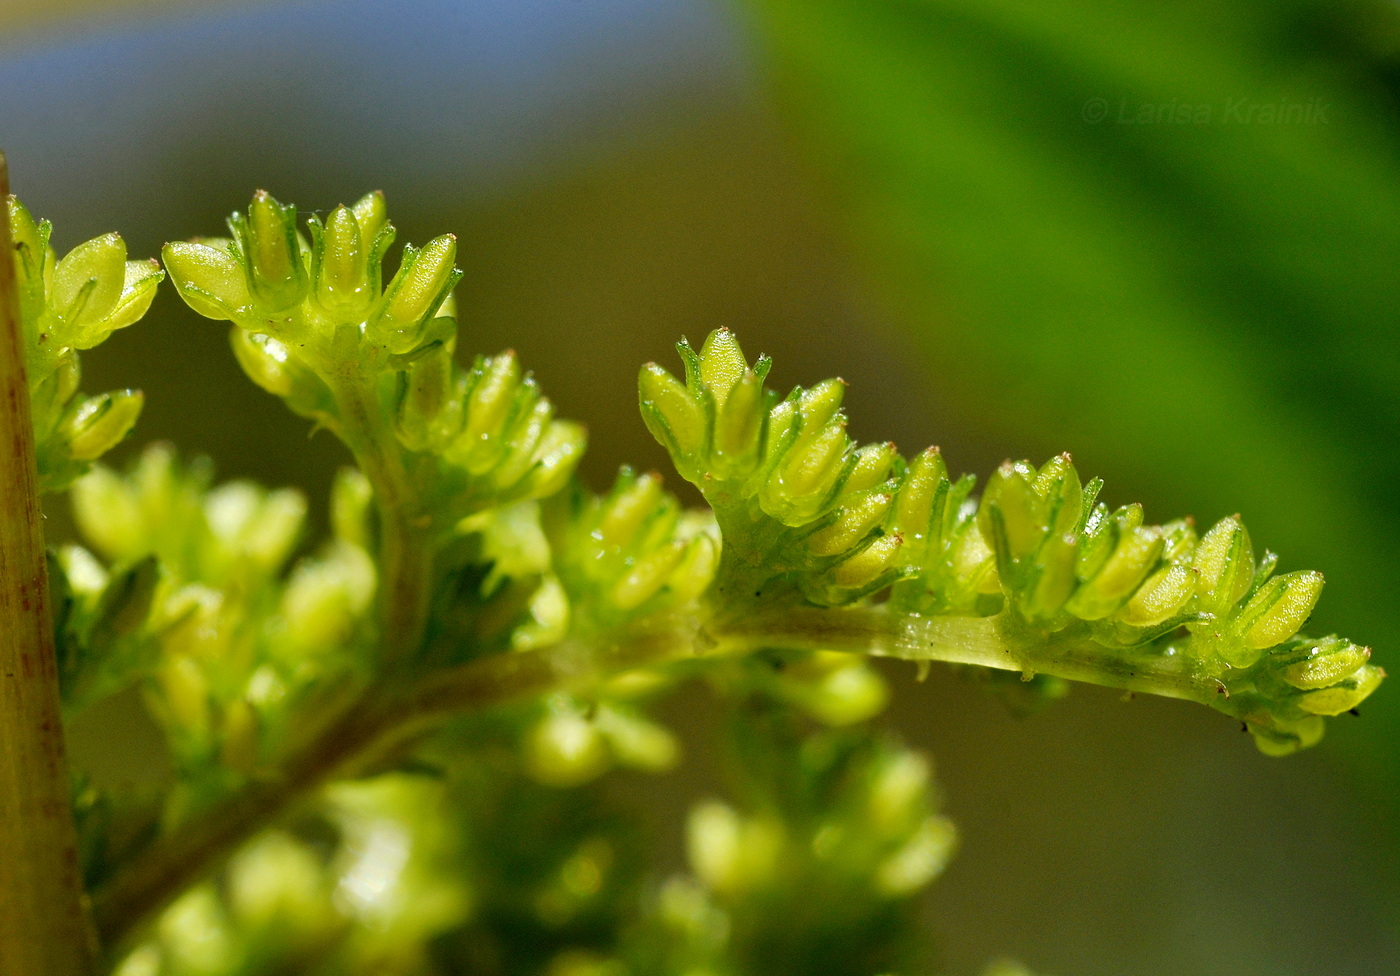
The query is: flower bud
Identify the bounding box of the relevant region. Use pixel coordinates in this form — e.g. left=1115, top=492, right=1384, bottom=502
left=797, top=379, right=845, bottom=430
left=796, top=659, right=889, bottom=726
left=351, top=190, right=389, bottom=249
left=867, top=751, right=931, bottom=832
left=315, top=205, right=372, bottom=316
left=97, top=259, right=164, bottom=339
left=1192, top=516, right=1254, bottom=617
left=697, top=328, right=748, bottom=405
left=71, top=465, right=144, bottom=558
left=245, top=490, right=307, bottom=570
left=609, top=539, right=689, bottom=610
left=394, top=348, right=451, bottom=451
left=711, top=367, right=764, bottom=476
left=686, top=802, right=782, bottom=896
left=279, top=546, right=376, bottom=653
left=52, top=232, right=127, bottom=339
left=599, top=471, right=666, bottom=550
left=893, top=447, right=950, bottom=564
left=766, top=421, right=850, bottom=524
left=1297, top=664, right=1385, bottom=716
left=62, top=389, right=143, bottom=461
left=6, top=196, right=49, bottom=289
left=874, top=815, right=956, bottom=897
left=1066, top=524, right=1164, bottom=621
left=378, top=234, right=459, bottom=351
left=229, top=328, right=296, bottom=397
left=639, top=363, right=706, bottom=465
left=1270, top=635, right=1371, bottom=691
left=462, top=351, right=521, bottom=448
left=595, top=705, right=679, bottom=772
left=521, top=420, right=586, bottom=499
left=163, top=240, right=254, bottom=321
left=526, top=705, right=611, bottom=788
left=239, top=191, right=308, bottom=312
left=1115, top=560, right=1194, bottom=627
left=831, top=532, right=902, bottom=590
left=806, top=491, right=893, bottom=557
left=844, top=442, right=899, bottom=494
left=1250, top=715, right=1326, bottom=758
left=978, top=463, right=1042, bottom=567
left=1033, top=453, right=1083, bottom=537
left=227, top=832, right=324, bottom=930
left=1233, top=570, right=1324, bottom=650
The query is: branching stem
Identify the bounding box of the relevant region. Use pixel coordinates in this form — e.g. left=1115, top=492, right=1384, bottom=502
left=328, top=374, right=433, bottom=661
left=91, top=598, right=1228, bottom=954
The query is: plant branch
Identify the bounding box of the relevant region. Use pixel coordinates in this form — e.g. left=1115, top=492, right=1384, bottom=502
left=328, top=375, right=434, bottom=662
left=90, top=612, right=708, bottom=952
left=0, top=153, right=100, bottom=976
left=90, top=600, right=1224, bottom=955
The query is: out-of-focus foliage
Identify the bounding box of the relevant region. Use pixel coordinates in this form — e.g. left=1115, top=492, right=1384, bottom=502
left=733, top=0, right=1400, bottom=781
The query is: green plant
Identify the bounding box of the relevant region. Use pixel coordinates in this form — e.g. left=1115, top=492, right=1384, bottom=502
left=0, top=167, right=1382, bottom=976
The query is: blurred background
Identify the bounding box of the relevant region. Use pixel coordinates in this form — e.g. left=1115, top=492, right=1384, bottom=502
left=3, top=0, right=1399, bottom=973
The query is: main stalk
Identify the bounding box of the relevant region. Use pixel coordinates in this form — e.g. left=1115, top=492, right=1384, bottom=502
left=0, top=153, right=100, bottom=975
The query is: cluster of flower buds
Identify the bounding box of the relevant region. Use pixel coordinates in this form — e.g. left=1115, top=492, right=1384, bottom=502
left=115, top=776, right=470, bottom=976
left=641, top=332, right=1381, bottom=754
left=640, top=331, right=920, bottom=604
left=549, top=468, right=718, bottom=626
left=684, top=732, right=954, bottom=908
left=524, top=692, right=680, bottom=788
left=165, top=190, right=585, bottom=525
left=63, top=447, right=382, bottom=789
left=742, top=649, right=889, bottom=727
left=399, top=349, right=587, bottom=517
left=7, top=197, right=161, bottom=489
left=72, top=444, right=305, bottom=587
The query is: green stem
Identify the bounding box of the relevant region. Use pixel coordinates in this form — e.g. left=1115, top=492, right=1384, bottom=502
left=0, top=154, right=99, bottom=975
left=90, top=601, right=1223, bottom=954
left=710, top=605, right=1228, bottom=706
left=328, top=375, right=433, bottom=662
left=91, top=612, right=707, bottom=953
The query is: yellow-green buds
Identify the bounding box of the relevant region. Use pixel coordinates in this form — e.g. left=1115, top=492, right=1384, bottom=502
left=312, top=204, right=373, bottom=317
left=640, top=330, right=779, bottom=492
left=373, top=234, right=460, bottom=353
left=1270, top=634, right=1372, bottom=691
left=1064, top=507, right=1164, bottom=620
left=163, top=239, right=255, bottom=321
left=686, top=801, right=783, bottom=896
left=1294, top=664, right=1385, bottom=717
left=1114, top=519, right=1197, bottom=627
left=1233, top=570, right=1323, bottom=651
left=51, top=233, right=126, bottom=339
left=9, top=198, right=162, bottom=489
left=61, top=389, right=143, bottom=461
left=639, top=361, right=707, bottom=469
left=554, top=469, right=719, bottom=622
left=230, top=190, right=309, bottom=313
left=1191, top=515, right=1254, bottom=618
left=526, top=691, right=677, bottom=784
left=765, top=651, right=889, bottom=726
